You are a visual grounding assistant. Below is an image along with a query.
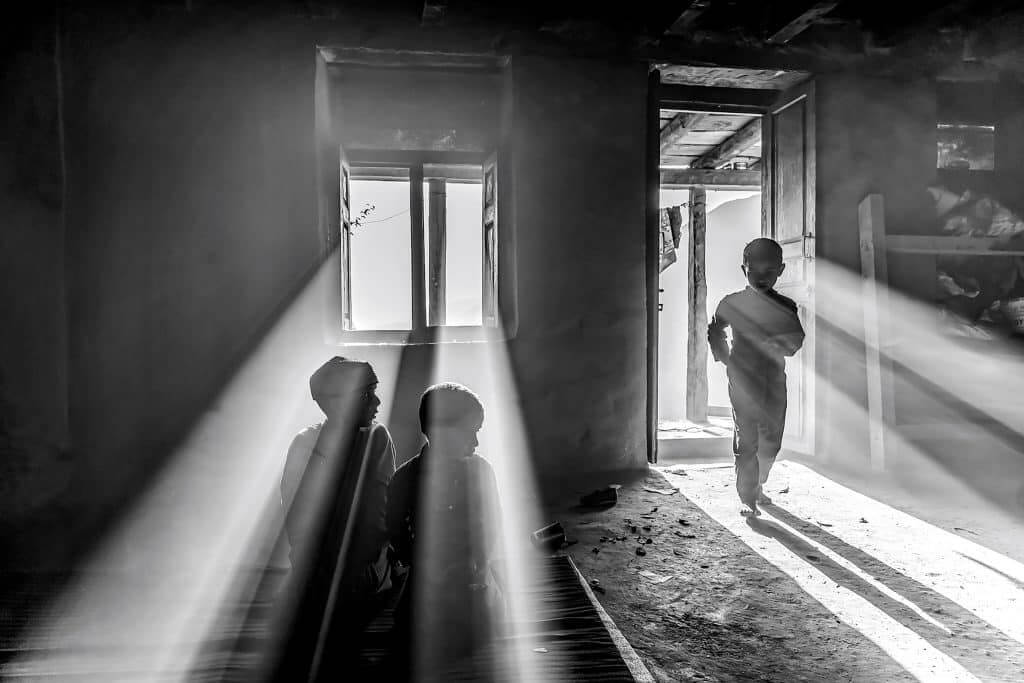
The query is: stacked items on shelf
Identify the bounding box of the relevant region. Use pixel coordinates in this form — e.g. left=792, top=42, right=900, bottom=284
left=927, top=186, right=1024, bottom=339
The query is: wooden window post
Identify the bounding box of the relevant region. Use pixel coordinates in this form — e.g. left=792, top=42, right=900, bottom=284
left=686, top=188, right=709, bottom=423
left=427, top=178, right=447, bottom=326
left=410, top=165, right=426, bottom=331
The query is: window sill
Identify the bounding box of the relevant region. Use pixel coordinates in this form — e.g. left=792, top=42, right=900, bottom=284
left=327, top=325, right=515, bottom=347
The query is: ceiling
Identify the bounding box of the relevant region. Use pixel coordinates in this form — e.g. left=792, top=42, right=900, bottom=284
left=659, top=110, right=761, bottom=169
left=305, top=1, right=1024, bottom=78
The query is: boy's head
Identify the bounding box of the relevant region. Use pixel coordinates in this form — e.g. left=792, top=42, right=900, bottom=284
left=419, top=382, right=484, bottom=457
left=742, top=238, right=785, bottom=291
left=310, top=356, right=380, bottom=424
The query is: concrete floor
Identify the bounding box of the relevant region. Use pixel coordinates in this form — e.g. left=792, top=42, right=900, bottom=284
left=557, top=461, right=1024, bottom=682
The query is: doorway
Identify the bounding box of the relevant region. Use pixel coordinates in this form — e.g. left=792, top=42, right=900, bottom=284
left=649, top=77, right=817, bottom=463
left=656, top=109, right=763, bottom=456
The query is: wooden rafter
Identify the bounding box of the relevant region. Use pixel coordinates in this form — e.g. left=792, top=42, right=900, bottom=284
left=690, top=118, right=761, bottom=169
left=659, top=112, right=706, bottom=155
left=666, top=0, right=712, bottom=35
left=661, top=168, right=760, bottom=189
left=767, top=1, right=840, bottom=45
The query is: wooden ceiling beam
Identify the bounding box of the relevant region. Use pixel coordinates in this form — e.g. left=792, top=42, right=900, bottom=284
left=661, top=168, right=760, bottom=189
left=767, top=1, right=841, bottom=45
left=690, top=117, right=761, bottom=169
left=659, top=112, right=707, bottom=155
left=666, top=0, right=713, bottom=35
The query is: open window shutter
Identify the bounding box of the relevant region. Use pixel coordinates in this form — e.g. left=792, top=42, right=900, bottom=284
left=314, top=51, right=351, bottom=339
left=482, top=151, right=499, bottom=327
left=339, top=152, right=353, bottom=330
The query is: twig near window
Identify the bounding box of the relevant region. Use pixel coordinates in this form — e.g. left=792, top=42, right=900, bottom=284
left=350, top=204, right=379, bottom=231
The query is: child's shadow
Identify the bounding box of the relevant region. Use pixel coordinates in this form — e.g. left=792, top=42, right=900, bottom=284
left=743, top=510, right=1024, bottom=680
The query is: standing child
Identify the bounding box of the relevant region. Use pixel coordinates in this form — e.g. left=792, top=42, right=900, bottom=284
left=708, top=238, right=805, bottom=515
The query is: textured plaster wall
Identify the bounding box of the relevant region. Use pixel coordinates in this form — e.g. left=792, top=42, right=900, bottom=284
left=2, top=9, right=651, bottom=568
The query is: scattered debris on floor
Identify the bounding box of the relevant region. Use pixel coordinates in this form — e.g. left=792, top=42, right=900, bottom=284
left=643, top=486, right=678, bottom=496
left=531, top=521, right=567, bottom=551
left=558, top=469, right=939, bottom=682
left=638, top=570, right=672, bottom=585
left=581, top=486, right=619, bottom=507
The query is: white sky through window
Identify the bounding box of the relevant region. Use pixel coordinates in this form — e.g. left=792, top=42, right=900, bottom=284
left=349, top=179, right=413, bottom=330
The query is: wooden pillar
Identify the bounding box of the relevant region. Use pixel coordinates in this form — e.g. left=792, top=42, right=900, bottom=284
left=410, top=166, right=426, bottom=331
left=859, top=194, right=894, bottom=471
left=427, top=179, right=447, bottom=326
left=686, top=188, right=709, bottom=423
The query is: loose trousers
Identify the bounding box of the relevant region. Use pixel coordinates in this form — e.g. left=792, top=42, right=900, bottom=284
left=728, top=366, right=787, bottom=507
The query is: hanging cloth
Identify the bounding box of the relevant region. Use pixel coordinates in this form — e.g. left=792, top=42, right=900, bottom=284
left=659, top=205, right=684, bottom=272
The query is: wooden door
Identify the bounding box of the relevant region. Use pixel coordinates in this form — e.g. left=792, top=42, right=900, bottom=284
left=646, top=68, right=662, bottom=463
left=762, top=81, right=816, bottom=455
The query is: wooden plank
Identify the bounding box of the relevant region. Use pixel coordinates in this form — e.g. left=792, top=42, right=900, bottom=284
left=767, top=2, right=840, bottom=45
left=665, top=130, right=739, bottom=145
left=686, top=188, right=709, bottom=423
left=660, top=85, right=776, bottom=113
left=690, top=117, right=761, bottom=169
left=859, top=194, right=895, bottom=471
left=659, top=112, right=708, bottom=154
left=885, top=234, right=1024, bottom=255
left=666, top=0, right=713, bottom=35
left=319, top=47, right=505, bottom=71
left=427, top=179, right=446, bottom=326
left=410, top=166, right=427, bottom=331
left=660, top=168, right=760, bottom=188
left=661, top=144, right=724, bottom=156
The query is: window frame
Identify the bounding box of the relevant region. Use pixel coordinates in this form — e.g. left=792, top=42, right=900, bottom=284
left=335, top=150, right=504, bottom=346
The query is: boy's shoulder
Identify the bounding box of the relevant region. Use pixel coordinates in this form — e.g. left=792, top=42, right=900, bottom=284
left=467, top=453, right=495, bottom=470
left=766, top=289, right=799, bottom=311
left=717, top=289, right=746, bottom=307
left=367, top=421, right=394, bottom=448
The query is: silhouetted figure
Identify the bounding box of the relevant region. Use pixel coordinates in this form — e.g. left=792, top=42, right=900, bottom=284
left=273, top=357, right=396, bottom=680
left=708, top=238, right=804, bottom=515
left=385, top=382, right=505, bottom=681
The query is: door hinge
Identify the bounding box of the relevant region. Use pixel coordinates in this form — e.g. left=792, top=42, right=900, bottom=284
left=803, top=234, right=816, bottom=259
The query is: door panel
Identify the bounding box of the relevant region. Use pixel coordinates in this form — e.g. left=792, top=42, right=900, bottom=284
left=763, top=81, right=815, bottom=456
left=646, top=68, right=661, bottom=464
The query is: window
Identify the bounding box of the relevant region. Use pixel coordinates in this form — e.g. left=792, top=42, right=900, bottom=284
left=339, top=156, right=501, bottom=342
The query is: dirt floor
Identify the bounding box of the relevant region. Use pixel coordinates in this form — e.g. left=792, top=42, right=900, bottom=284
left=551, top=465, right=1024, bottom=683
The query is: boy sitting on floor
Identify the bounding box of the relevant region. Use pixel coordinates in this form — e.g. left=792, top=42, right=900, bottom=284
left=386, top=382, right=505, bottom=678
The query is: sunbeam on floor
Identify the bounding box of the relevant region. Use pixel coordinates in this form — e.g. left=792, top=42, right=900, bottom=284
left=658, top=461, right=1024, bottom=683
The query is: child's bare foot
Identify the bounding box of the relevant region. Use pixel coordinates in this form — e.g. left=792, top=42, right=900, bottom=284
left=740, top=504, right=761, bottom=517
left=757, top=490, right=773, bottom=506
